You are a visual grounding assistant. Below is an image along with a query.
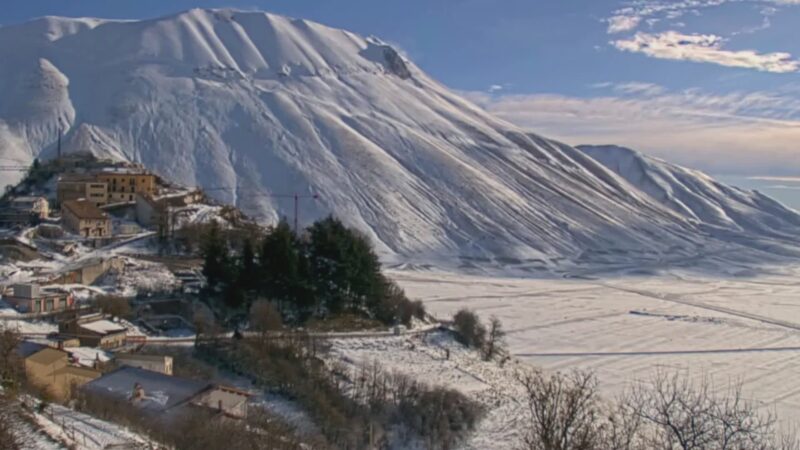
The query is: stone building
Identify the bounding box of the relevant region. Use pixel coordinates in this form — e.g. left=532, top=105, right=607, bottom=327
left=61, top=199, right=111, bottom=238
left=96, top=168, right=156, bottom=204
left=57, top=174, right=108, bottom=206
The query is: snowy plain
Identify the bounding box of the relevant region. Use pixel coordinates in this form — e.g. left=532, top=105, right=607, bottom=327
left=389, top=265, right=800, bottom=431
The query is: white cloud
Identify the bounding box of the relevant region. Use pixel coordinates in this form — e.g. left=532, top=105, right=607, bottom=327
left=612, top=31, right=800, bottom=72
left=604, top=0, right=800, bottom=34
left=488, top=84, right=504, bottom=93
left=611, top=81, right=667, bottom=96
left=465, top=84, right=800, bottom=175
left=607, top=15, right=642, bottom=33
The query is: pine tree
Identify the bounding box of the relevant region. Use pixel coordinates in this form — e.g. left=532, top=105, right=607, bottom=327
left=307, top=216, right=382, bottom=314
left=259, top=220, right=304, bottom=312
left=201, top=221, right=230, bottom=288
left=239, top=238, right=258, bottom=291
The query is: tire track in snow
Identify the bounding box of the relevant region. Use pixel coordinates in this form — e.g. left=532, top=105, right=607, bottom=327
left=598, top=283, right=800, bottom=332
left=517, top=346, right=800, bottom=357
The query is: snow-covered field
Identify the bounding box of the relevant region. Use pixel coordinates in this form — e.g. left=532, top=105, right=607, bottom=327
left=391, top=266, right=800, bottom=429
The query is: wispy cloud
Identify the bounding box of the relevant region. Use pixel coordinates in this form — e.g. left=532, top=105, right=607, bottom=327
left=612, top=31, right=800, bottom=72
left=607, top=15, right=642, bottom=33
left=463, top=83, right=800, bottom=175
left=605, top=0, right=800, bottom=34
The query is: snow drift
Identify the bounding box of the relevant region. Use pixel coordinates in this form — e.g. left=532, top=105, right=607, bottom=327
left=0, top=9, right=798, bottom=268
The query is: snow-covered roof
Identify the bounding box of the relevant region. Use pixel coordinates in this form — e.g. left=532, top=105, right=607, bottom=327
left=83, top=366, right=210, bottom=412
left=79, top=319, right=126, bottom=335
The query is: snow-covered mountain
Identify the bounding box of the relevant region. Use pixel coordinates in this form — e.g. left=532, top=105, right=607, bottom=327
left=578, top=145, right=800, bottom=241
left=0, top=9, right=798, bottom=268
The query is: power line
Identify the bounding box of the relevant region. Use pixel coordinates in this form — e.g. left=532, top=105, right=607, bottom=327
left=201, top=186, right=320, bottom=231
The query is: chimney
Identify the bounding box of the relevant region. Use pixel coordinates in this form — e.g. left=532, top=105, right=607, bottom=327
left=131, top=382, right=145, bottom=402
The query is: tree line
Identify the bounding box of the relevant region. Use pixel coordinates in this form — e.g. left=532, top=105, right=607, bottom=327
left=200, top=216, right=425, bottom=327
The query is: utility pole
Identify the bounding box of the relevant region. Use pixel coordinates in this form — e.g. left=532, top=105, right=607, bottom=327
left=288, top=193, right=319, bottom=232
left=201, top=187, right=320, bottom=232
left=57, top=126, right=62, bottom=160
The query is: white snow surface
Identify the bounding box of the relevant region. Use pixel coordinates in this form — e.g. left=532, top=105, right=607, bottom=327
left=31, top=401, right=153, bottom=450
left=579, top=145, right=800, bottom=243
left=1, top=9, right=799, bottom=268
left=392, top=267, right=800, bottom=433
left=327, top=332, right=529, bottom=450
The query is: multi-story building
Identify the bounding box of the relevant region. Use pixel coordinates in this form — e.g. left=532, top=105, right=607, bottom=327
left=57, top=175, right=108, bottom=206
left=61, top=199, right=111, bottom=238
left=2, top=283, right=75, bottom=313
left=96, top=168, right=156, bottom=204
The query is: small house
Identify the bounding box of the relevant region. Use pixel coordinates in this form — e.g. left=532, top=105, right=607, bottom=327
left=9, top=196, right=49, bottom=219
left=20, top=344, right=101, bottom=401
left=59, top=313, right=127, bottom=349
left=61, top=199, right=111, bottom=238
left=135, top=190, right=202, bottom=230
left=82, top=367, right=252, bottom=419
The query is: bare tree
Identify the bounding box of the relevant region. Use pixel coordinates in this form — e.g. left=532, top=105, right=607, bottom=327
left=482, top=316, right=507, bottom=361
left=515, top=369, right=798, bottom=450
left=622, top=371, right=795, bottom=450
left=516, top=369, right=603, bottom=450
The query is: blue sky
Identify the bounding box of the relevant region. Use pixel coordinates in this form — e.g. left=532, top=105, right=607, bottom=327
left=3, top=0, right=800, bottom=178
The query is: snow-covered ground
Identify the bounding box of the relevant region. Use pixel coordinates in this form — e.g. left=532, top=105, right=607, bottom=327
left=29, top=400, right=153, bottom=449
left=327, top=332, right=529, bottom=450
left=391, top=266, right=800, bottom=430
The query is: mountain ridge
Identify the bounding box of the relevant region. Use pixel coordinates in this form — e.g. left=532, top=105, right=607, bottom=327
left=1, top=8, right=798, bottom=270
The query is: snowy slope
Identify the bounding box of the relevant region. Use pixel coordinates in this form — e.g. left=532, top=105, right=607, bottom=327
left=0, top=9, right=798, bottom=267
left=578, top=145, right=800, bottom=250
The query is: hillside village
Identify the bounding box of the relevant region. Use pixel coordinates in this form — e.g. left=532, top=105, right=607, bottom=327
left=0, top=154, right=511, bottom=449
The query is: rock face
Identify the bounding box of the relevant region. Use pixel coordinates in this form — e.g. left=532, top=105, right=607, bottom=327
left=0, top=8, right=798, bottom=268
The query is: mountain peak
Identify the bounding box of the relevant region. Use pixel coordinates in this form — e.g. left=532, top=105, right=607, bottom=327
left=0, top=10, right=799, bottom=270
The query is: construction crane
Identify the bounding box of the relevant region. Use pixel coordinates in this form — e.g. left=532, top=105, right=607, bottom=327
left=203, top=186, right=320, bottom=232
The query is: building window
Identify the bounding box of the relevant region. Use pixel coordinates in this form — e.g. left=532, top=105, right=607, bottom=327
left=46, top=299, right=54, bottom=311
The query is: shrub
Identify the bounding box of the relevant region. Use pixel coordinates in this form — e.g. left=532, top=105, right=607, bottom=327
left=250, top=300, right=283, bottom=334
left=375, top=278, right=427, bottom=327
left=95, top=295, right=132, bottom=319
left=0, top=327, right=24, bottom=390
left=452, top=309, right=486, bottom=349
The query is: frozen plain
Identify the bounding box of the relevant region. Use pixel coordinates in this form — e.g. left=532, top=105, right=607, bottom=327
left=390, top=264, right=800, bottom=427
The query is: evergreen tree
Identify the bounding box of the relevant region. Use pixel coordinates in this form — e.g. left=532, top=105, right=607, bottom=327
left=259, top=220, right=304, bottom=312
left=201, top=221, right=230, bottom=288
left=223, top=280, right=245, bottom=309
left=307, top=216, right=382, bottom=314
left=239, top=238, right=258, bottom=291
